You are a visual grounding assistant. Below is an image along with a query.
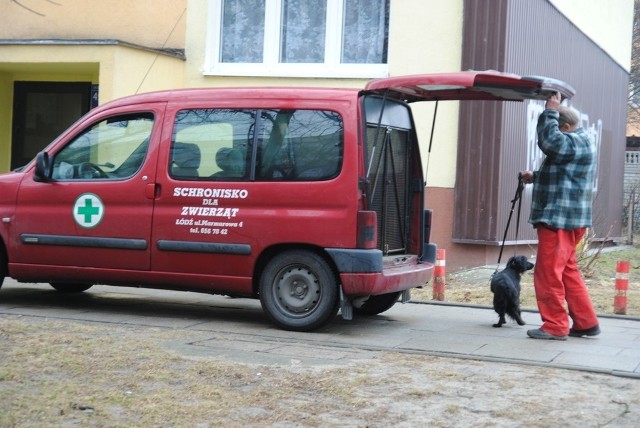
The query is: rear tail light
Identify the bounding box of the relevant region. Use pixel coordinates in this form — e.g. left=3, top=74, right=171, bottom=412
left=357, top=210, right=377, bottom=249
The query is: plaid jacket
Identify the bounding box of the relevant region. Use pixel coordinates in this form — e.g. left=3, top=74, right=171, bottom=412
left=529, top=109, right=596, bottom=230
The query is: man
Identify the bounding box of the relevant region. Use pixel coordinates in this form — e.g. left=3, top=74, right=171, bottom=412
left=520, top=92, right=600, bottom=340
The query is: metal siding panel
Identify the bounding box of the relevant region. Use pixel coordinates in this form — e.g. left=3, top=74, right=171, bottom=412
left=505, top=0, right=627, bottom=242
left=455, top=0, right=508, bottom=242
left=455, top=0, right=626, bottom=244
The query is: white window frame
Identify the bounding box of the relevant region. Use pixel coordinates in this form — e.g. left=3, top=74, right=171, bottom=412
left=204, top=0, right=389, bottom=78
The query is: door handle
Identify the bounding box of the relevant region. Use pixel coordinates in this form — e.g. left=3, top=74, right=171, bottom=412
left=145, top=183, right=159, bottom=199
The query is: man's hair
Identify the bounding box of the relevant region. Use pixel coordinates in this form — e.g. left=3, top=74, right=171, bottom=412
left=558, top=106, right=580, bottom=128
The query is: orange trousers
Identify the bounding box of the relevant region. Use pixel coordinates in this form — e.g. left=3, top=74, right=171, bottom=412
left=534, top=226, right=599, bottom=336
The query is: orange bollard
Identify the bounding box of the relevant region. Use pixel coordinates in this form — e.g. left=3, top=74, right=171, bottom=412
left=433, top=248, right=446, bottom=301
left=613, top=260, right=630, bottom=315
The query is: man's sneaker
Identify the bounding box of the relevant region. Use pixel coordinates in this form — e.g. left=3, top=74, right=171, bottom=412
left=569, top=325, right=601, bottom=337
left=527, top=328, right=568, bottom=341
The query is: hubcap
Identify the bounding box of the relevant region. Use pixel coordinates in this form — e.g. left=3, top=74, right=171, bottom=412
left=275, top=266, right=321, bottom=315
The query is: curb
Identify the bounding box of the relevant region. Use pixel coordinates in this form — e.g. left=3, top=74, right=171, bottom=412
left=408, top=299, right=640, bottom=322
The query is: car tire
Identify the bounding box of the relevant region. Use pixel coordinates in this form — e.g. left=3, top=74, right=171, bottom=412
left=49, top=282, right=93, bottom=293
left=352, top=291, right=401, bottom=316
left=259, top=250, right=339, bottom=332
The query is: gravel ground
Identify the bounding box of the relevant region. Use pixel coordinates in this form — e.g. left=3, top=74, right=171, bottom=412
left=1, top=315, right=639, bottom=427
left=2, top=245, right=640, bottom=427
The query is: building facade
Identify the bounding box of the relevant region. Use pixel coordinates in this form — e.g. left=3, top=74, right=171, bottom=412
left=0, top=0, right=633, bottom=270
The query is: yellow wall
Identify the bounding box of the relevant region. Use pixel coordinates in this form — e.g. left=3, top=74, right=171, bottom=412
left=185, top=0, right=464, bottom=188
left=0, top=43, right=186, bottom=104
left=388, top=0, right=464, bottom=188
left=108, top=45, right=185, bottom=100
left=0, top=44, right=184, bottom=170
left=0, top=0, right=186, bottom=50
left=1, top=0, right=632, bottom=182
left=0, top=0, right=187, bottom=172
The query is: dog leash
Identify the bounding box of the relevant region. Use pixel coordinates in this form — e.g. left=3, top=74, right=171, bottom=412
left=494, top=175, right=525, bottom=275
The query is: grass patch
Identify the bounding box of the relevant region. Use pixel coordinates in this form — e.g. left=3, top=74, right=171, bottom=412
left=0, top=318, right=369, bottom=427
left=413, top=245, right=640, bottom=317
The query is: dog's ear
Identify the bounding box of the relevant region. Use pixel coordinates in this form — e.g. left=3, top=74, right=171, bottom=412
left=507, top=256, right=520, bottom=268
left=516, top=256, right=534, bottom=271
left=511, top=255, right=533, bottom=271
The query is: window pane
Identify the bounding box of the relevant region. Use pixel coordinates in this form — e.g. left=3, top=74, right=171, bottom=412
left=342, top=0, right=389, bottom=64
left=172, top=109, right=254, bottom=180
left=52, top=114, right=153, bottom=180
left=221, top=0, right=265, bottom=63
left=280, top=0, right=327, bottom=63
left=258, top=109, right=343, bottom=180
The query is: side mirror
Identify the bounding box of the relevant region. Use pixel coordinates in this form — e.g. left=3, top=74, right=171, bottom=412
left=34, top=151, right=52, bottom=182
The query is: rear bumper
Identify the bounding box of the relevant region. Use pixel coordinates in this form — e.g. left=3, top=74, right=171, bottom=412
left=325, top=248, right=434, bottom=296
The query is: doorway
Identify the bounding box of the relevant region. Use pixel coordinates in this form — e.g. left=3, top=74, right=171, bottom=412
left=11, top=82, right=92, bottom=170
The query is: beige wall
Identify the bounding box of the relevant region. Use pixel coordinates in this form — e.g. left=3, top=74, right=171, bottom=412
left=0, top=44, right=184, bottom=168
left=108, top=46, right=185, bottom=99
left=551, top=0, right=634, bottom=71
left=1, top=0, right=186, bottom=50
left=185, top=1, right=367, bottom=88
left=0, top=0, right=187, bottom=170
left=185, top=0, right=464, bottom=188
left=2, top=0, right=632, bottom=185
left=0, top=44, right=184, bottom=101
left=388, top=0, right=464, bottom=188
left=186, top=0, right=464, bottom=84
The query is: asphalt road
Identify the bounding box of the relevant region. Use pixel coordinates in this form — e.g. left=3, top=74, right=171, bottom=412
left=1, top=278, right=639, bottom=378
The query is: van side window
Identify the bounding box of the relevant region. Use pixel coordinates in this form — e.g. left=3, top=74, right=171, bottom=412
left=257, top=109, right=343, bottom=180
left=172, top=109, right=253, bottom=180
left=50, top=113, right=154, bottom=180
left=171, top=108, right=343, bottom=181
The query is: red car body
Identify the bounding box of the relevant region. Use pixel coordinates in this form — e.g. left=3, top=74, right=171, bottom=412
left=0, top=71, right=574, bottom=330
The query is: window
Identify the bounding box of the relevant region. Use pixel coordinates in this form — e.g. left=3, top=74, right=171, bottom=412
left=256, top=109, right=343, bottom=180
left=51, top=113, right=153, bottom=180
left=205, top=0, right=389, bottom=78
left=171, top=108, right=343, bottom=181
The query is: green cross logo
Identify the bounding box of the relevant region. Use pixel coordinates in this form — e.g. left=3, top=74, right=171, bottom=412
left=73, top=193, right=104, bottom=228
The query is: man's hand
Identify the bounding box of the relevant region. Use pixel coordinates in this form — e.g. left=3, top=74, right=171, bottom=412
left=519, top=170, right=534, bottom=184
left=545, top=92, right=562, bottom=111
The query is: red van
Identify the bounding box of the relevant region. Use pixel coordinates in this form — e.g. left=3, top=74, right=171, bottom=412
left=0, top=71, right=573, bottom=331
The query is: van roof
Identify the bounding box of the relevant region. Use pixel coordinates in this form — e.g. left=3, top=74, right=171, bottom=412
left=100, top=70, right=574, bottom=110
left=100, top=86, right=361, bottom=109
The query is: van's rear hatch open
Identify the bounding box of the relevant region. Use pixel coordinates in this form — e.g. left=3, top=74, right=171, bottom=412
left=356, top=70, right=574, bottom=289
left=363, top=70, right=575, bottom=103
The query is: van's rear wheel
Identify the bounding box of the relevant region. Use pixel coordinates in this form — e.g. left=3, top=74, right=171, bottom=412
left=259, top=250, right=339, bottom=331
left=352, top=291, right=401, bottom=316
left=50, top=282, right=93, bottom=293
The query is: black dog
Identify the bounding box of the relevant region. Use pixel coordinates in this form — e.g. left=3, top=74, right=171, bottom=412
left=490, top=255, right=534, bottom=328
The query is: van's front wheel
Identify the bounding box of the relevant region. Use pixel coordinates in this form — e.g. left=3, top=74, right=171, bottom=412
left=259, top=250, right=339, bottom=331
